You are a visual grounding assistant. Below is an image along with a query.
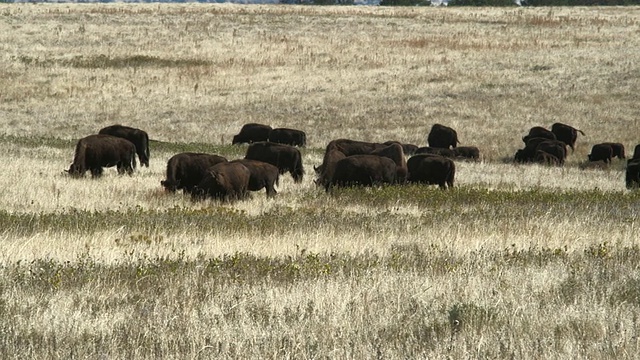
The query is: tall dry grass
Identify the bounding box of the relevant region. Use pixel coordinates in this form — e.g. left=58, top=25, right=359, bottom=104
left=1, top=4, right=640, bottom=359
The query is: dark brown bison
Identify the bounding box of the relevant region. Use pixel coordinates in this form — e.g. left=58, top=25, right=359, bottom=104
left=551, top=122, right=585, bottom=152
left=452, top=146, right=480, bottom=161
left=98, top=124, right=150, bottom=167
left=415, top=146, right=455, bottom=158
left=67, top=134, right=136, bottom=178
left=245, top=142, right=304, bottom=183
left=588, top=143, right=615, bottom=163
left=232, top=123, right=273, bottom=145
left=230, top=159, right=280, bottom=197
left=522, top=126, right=556, bottom=143
left=371, top=143, right=408, bottom=183
left=161, top=152, right=228, bottom=194
left=633, top=144, right=640, bottom=160
left=427, top=124, right=459, bottom=149
left=314, top=139, right=386, bottom=175
left=325, top=139, right=386, bottom=157
left=535, top=140, right=567, bottom=165
left=535, top=150, right=561, bottom=166
left=626, top=158, right=640, bottom=189
left=407, top=154, right=455, bottom=189
left=384, top=141, right=419, bottom=156
left=326, top=155, right=397, bottom=191
left=268, top=128, right=307, bottom=147
left=192, top=162, right=251, bottom=202
left=515, top=138, right=566, bottom=164
left=600, top=142, right=625, bottom=159
left=315, top=146, right=347, bottom=187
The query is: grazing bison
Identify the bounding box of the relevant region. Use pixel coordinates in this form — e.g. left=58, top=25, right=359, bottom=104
left=245, top=142, right=304, bottom=183
left=67, top=134, right=136, bottom=178
left=515, top=138, right=566, bottom=164
left=232, top=123, right=273, bottom=145
left=588, top=143, right=615, bottom=163
left=427, top=124, right=459, bottom=149
left=415, top=146, right=455, bottom=158
left=98, top=124, right=150, bottom=167
left=371, top=143, right=408, bottom=183
left=314, top=139, right=386, bottom=175
left=600, top=142, right=626, bottom=159
left=384, top=141, right=419, bottom=156
left=192, top=162, right=251, bottom=202
left=326, top=139, right=386, bottom=157
left=452, top=146, right=480, bottom=161
left=522, top=126, right=556, bottom=144
left=230, top=159, right=280, bottom=197
left=535, top=150, right=561, bottom=166
left=268, top=128, right=307, bottom=147
left=161, top=152, right=228, bottom=194
left=315, top=146, right=347, bottom=187
left=626, top=159, right=640, bottom=189
left=326, top=155, right=397, bottom=191
left=551, top=122, right=585, bottom=152
left=407, top=154, right=455, bottom=189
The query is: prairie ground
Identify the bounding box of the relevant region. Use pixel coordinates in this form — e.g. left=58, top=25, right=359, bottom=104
left=0, top=4, right=639, bottom=359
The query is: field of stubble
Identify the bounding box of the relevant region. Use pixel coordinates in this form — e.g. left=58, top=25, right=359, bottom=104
left=1, top=4, right=640, bottom=358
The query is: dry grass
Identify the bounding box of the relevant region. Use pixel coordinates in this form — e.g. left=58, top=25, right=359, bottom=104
left=1, top=4, right=640, bottom=359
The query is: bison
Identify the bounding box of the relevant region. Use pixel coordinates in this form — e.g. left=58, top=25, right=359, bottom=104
left=452, top=146, right=480, bottom=161
left=551, top=122, right=585, bottom=152
left=315, top=146, right=347, bottom=188
left=633, top=144, right=640, bottom=160
left=98, top=124, right=150, bottom=167
left=535, top=150, right=561, bottom=166
left=626, top=159, right=640, bottom=189
left=515, top=138, right=566, bottom=164
left=326, top=155, right=397, bottom=192
left=371, top=142, right=408, bottom=183
left=161, top=152, right=228, bottom=194
left=600, top=142, right=625, bottom=159
left=192, top=161, right=251, bottom=202
left=67, top=134, right=136, bottom=178
left=230, top=159, right=280, bottom=197
left=232, top=123, right=273, bottom=145
left=522, top=126, right=556, bottom=144
left=588, top=143, right=615, bottom=163
left=268, top=128, right=307, bottom=147
left=245, top=142, right=304, bottom=183
left=407, top=154, right=455, bottom=189
left=314, top=139, right=387, bottom=175
left=427, top=124, right=459, bottom=149
left=384, top=141, right=419, bottom=156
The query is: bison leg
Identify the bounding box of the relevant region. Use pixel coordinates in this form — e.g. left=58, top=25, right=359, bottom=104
left=90, top=167, right=103, bottom=178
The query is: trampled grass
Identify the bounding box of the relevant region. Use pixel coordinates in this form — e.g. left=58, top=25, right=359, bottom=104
left=1, top=4, right=639, bottom=359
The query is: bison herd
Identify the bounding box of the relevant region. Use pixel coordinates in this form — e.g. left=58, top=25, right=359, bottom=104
left=65, top=122, right=640, bottom=200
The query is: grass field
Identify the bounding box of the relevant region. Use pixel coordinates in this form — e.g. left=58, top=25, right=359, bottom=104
left=1, top=4, right=640, bottom=358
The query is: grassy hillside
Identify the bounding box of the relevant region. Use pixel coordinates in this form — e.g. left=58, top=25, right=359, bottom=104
left=0, top=4, right=639, bottom=358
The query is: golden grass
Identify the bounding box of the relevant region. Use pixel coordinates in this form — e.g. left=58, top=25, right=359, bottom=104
left=1, top=4, right=640, bottom=358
